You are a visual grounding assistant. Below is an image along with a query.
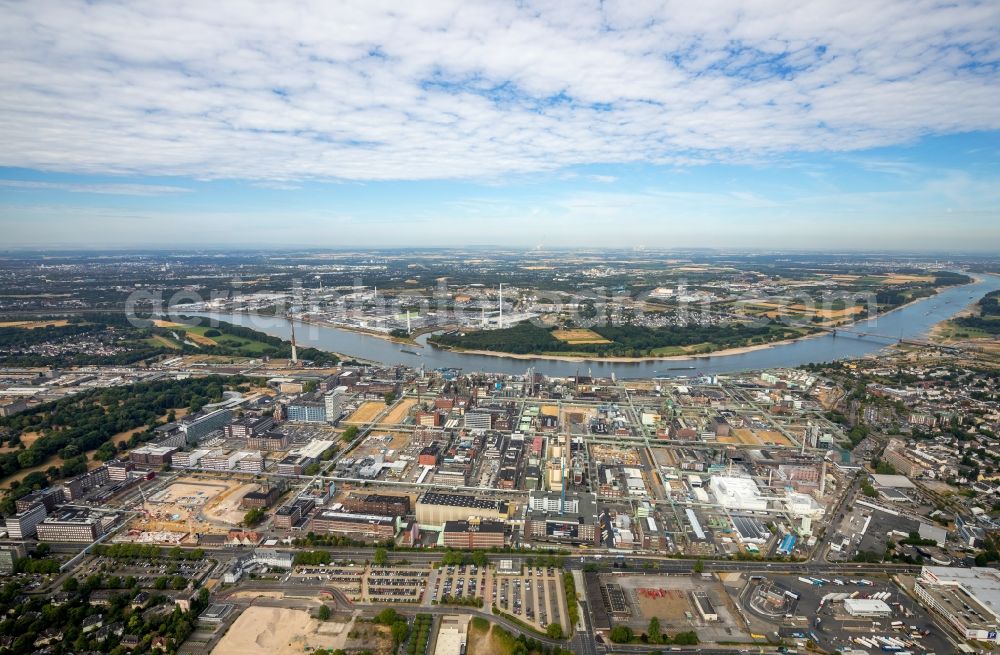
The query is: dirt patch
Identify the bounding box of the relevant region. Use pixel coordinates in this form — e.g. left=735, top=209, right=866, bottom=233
left=153, top=319, right=185, bottom=328
left=635, top=587, right=692, bottom=621
left=466, top=622, right=503, bottom=655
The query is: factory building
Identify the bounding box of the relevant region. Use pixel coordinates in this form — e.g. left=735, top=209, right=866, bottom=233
left=524, top=492, right=598, bottom=545
left=709, top=476, right=769, bottom=512
left=442, top=519, right=506, bottom=549
left=310, top=510, right=397, bottom=541
left=342, top=493, right=411, bottom=517
left=691, top=592, right=718, bottom=621
left=224, top=415, right=274, bottom=439
left=415, top=492, right=509, bottom=526
left=246, top=430, right=290, bottom=451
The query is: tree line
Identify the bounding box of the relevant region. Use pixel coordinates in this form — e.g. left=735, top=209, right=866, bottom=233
left=430, top=320, right=781, bottom=357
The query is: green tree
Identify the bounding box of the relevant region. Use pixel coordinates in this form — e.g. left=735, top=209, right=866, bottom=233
left=546, top=623, right=563, bottom=639
left=373, top=548, right=389, bottom=567
left=610, top=626, right=633, bottom=643
left=317, top=605, right=331, bottom=621
left=647, top=617, right=662, bottom=644
left=692, top=558, right=704, bottom=574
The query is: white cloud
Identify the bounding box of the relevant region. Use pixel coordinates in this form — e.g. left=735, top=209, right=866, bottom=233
left=0, top=0, right=997, bottom=182
left=0, top=180, right=191, bottom=196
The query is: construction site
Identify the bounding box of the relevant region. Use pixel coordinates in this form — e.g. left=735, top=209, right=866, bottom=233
left=120, top=477, right=256, bottom=545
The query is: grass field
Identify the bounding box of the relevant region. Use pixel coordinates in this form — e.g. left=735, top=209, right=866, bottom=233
left=552, top=328, right=611, bottom=344
left=152, top=322, right=272, bottom=354
left=933, top=320, right=996, bottom=341
left=146, top=334, right=182, bottom=349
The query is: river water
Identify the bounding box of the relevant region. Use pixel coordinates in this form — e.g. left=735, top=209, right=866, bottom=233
left=189, top=274, right=999, bottom=378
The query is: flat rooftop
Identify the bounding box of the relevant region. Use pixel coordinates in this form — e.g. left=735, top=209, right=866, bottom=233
left=418, top=491, right=508, bottom=512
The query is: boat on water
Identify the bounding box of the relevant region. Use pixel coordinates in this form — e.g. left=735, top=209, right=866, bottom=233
left=400, top=348, right=421, bottom=356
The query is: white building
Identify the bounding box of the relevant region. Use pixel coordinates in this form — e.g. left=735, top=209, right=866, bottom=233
left=784, top=491, right=825, bottom=518
left=843, top=598, right=893, bottom=618
left=709, top=476, right=768, bottom=512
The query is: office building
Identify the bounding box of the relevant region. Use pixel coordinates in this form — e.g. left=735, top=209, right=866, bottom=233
left=179, top=408, right=233, bottom=444
left=287, top=394, right=326, bottom=423
left=224, top=415, right=274, bottom=439
left=5, top=503, right=47, bottom=539
left=129, top=445, right=177, bottom=466
left=61, top=466, right=110, bottom=501
left=524, top=492, right=599, bottom=545
left=324, top=388, right=349, bottom=423
left=15, top=487, right=64, bottom=513
left=106, top=460, right=135, bottom=482
left=35, top=508, right=107, bottom=543
left=0, top=544, right=27, bottom=573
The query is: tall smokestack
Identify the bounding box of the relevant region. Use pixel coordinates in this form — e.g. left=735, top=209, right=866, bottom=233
left=290, top=315, right=298, bottom=364
left=499, top=283, right=503, bottom=328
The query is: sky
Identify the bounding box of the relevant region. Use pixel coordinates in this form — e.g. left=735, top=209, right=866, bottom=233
left=1, top=0, right=999, bottom=251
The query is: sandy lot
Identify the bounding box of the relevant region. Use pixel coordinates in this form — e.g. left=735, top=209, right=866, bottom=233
left=152, top=319, right=185, bottom=328
left=204, top=483, right=261, bottom=525
left=344, top=401, right=386, bottom=424
left=380, top=398, right=417, bottom=424
left=211, top=607, right=351, bottom=655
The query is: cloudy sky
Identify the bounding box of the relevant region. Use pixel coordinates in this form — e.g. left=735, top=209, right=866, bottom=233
left=1, top=0, right=998, bottom=250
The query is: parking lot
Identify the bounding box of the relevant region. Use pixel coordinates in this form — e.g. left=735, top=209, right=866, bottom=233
left=742, top=574, right=954, bottom=655
left=490, top=566, right=568, bottom=634
left=290, top=563, right=429, bottom=603
left=433, top=563, right=488, bottom=606
left=75, top=555, right=214, bottom=589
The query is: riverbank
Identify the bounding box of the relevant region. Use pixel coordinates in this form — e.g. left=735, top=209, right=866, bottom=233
left=425, top=277, right=981, bottom=364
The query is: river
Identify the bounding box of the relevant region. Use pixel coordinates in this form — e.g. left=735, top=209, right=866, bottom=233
left=188, top=274, right=999, bottom=378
